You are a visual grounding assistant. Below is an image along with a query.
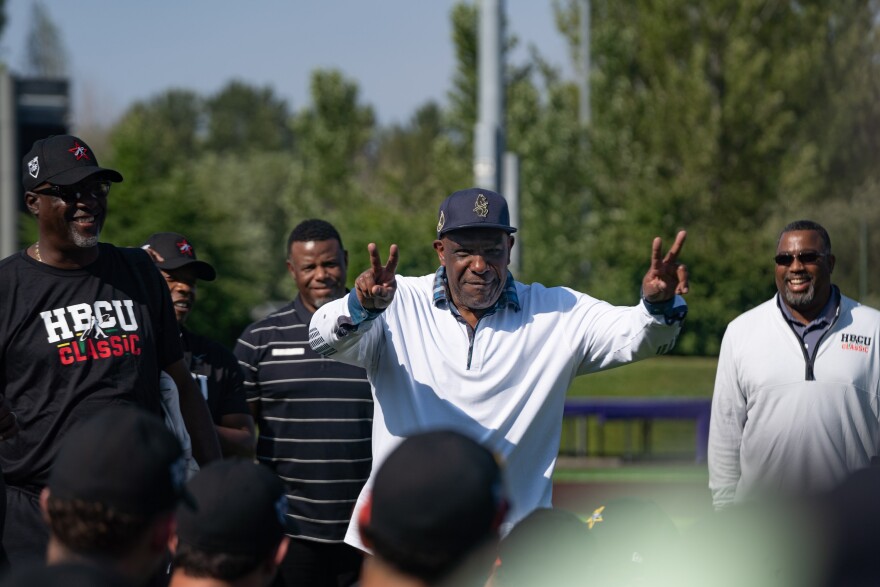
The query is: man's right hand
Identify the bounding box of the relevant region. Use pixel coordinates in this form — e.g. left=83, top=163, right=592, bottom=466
left=354, top=243, right=399, bottom=311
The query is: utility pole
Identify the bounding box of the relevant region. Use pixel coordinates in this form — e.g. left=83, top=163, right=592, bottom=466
left=0, top=67, right=17, bottom=260
left=474, top=0, right=503, bottom=192
left=475, top=0, right=521, bottom=273
left=579, top=0, right=591, bottom=127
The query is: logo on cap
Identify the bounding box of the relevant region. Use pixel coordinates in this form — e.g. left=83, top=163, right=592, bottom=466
left=437, top=210, right=446, bottom=234
left=68, top=142, right=90, bottom=161
left=28, top=157, right=40, bottom=179
left=474, top=193, right=489, bottom=218
left=587, top=505, right=605, bottom=529
left=176, top=239, right=194, bottom=257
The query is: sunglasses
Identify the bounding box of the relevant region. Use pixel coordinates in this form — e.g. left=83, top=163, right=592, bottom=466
left=31, top=180, right=112, bottom=203
left=774, top=251, right=825, bottom=266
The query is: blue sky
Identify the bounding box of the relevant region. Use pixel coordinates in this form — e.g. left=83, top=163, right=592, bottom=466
left=1, top=1, right=575, bottom=129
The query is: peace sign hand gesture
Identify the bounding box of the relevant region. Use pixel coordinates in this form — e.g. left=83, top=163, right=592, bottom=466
left=641, top=230, right=689, bottom=303
left=354, top=243, right=399, bottom=311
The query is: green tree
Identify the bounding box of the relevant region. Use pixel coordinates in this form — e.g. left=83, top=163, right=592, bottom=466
left=205, top=80, right=293, bottom=153
left=548, top=0, right=880, bottom=353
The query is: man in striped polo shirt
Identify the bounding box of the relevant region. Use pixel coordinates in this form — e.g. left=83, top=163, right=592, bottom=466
left=234, top=220, right=372, bottom=587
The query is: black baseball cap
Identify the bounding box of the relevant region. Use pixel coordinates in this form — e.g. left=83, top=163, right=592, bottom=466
left=22, top=135, right=123, bottom=192
left=359, top=430, right=507, bottom=581
left=142, top=232, right=216, bottom=281
left=48, top=407, right=194, bottom=517
left=176, top=459, right=288, bottom=557
left=436, top=188, right=517, bottom=237
left=0, top=562, right=132, bottom=587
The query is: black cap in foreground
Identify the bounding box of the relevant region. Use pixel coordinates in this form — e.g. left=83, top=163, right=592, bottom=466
left=0, top=562, right=132, bottom=587
left=436, top=188, right=517, bottom=237
left=176, top=459, right=288, bottom=557
left=142, top=232, right=216, bottom=281
left=22, top=135, right=123, bottom=192
left=360, top=430, right=507, bottom=581
left=48, top=407, right=194, bottom=517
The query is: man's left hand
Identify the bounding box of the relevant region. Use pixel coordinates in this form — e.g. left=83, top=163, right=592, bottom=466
left=642, top=230, right=689, bottom=303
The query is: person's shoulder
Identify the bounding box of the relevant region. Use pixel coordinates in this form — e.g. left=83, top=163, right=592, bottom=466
left=0, top=249, right=27, bottom=272
left=392, top=273, right=437, bottom=302
left=106, top=243, right=157, bottom=271
left=842, top=294, right=880, bottom=322
left=186, top=328, right=232, bottom=353
left=398, top=273, right=435, bottom=289
left=238, top=301, right=299, bottom=338
left=515, top=280, right=591, bottom=309
left=725, top=297, right=777, bottom=332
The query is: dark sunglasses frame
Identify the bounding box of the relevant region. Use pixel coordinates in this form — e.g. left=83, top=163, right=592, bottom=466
left=31, top=180, right=112, bottom=202
left=774, top=251, right=825, bottom=266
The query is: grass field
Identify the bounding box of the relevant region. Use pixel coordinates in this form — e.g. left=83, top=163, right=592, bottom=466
left=560, top=356, right=719, bottom=460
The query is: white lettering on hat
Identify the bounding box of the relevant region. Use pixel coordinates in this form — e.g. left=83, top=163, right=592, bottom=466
left=437, top=210, right=446, bottom=233
left=474, top=193, right=489, bottom=218
left=28, top=156, right=39, bottom=179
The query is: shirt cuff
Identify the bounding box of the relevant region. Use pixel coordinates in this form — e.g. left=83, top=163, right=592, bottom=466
left=347, top=290, right=385, bottom=325
left=642, top=294, right=688, bottom=325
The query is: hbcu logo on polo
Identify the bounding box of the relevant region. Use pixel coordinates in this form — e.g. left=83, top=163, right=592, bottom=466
left=40, top=300, right=142, bottom=365
left=841, top=333, right=873, bottom=353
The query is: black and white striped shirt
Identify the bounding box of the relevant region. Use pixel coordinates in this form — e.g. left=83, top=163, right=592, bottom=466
left=234, top=295, right=372, bottom=543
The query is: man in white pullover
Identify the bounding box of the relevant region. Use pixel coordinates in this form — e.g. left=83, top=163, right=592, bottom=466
left=709, top=220, right=880, bottom=509
left=309, top=187, right=689, bottom=549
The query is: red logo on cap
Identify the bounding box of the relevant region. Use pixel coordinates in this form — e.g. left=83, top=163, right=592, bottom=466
left=68, top=142, right=90, bottom=161
left=176, top=239, right=194, bottom=257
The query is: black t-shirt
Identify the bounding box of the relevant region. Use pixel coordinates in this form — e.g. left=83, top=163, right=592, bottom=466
left=0, top=244, right=183, bottom=488
left=180, top=327, right=248, bottom=424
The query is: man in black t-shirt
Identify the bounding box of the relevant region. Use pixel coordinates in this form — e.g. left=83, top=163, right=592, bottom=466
left=0, top=135, right=221, bottom=567
left=142, top=232, right=255, bottom=457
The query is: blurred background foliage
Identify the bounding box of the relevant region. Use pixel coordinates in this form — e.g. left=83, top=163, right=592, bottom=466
left=10, top=0, right=880, bottom=352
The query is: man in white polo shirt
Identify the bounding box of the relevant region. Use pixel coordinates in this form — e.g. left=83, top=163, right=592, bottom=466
left=309, top=187, right=689, bottom=549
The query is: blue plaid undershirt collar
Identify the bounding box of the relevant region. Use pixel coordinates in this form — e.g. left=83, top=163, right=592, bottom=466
left=432, top=266, right=520, bottom=315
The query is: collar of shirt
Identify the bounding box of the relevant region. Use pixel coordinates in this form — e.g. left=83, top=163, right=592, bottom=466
left=778, top=285, right=840, bottom=333
left=432, top=266, right=521, bottom=316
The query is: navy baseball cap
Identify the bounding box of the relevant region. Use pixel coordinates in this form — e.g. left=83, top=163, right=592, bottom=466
left=176, top=459, right=288, bottom=557
left=143, top=232, right=216, bottom=281
left=22, top=135, right=123, bottom=192
left=48, top=407, right=195, bottom=516
left=436, top=188, right=517, bottom=237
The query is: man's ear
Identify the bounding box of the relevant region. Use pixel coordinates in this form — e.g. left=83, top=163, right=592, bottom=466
left=150, top=513, right=176, bottom=553
left=39, top=487, right=51, bottom=524
left=433, top=239, right=446, bottom=266
left=25, top=192, right=39, bottom=216
left=273, top=536, right=290, bottom=567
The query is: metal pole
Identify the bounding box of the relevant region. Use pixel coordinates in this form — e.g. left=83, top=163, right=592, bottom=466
left=0, top=67, right=17, bottom=259
left=579, top=0, right=591, bottom=127
left=503, top=152, right=520, bottom=274
left=474, top=0, right=504, bottom=191
left=860, top=216, right=868, bottom=301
